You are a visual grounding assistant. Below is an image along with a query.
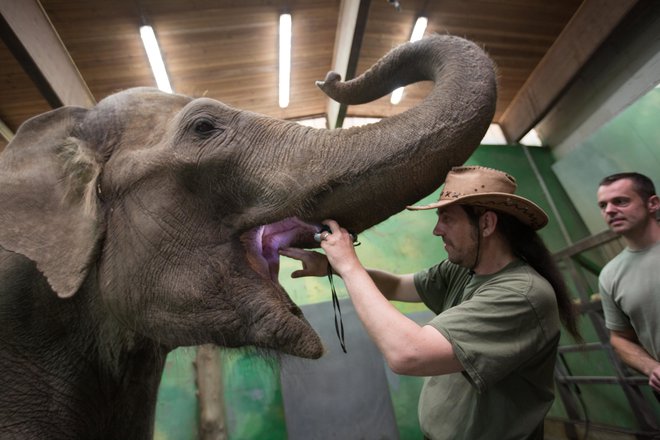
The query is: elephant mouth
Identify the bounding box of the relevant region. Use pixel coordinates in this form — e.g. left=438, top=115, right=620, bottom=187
left=243, top=217, right=320, bottom=283
left=239, top=217, right=325, bottom=358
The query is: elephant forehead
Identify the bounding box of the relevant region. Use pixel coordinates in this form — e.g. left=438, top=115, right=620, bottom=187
left=176, top=98, right=240, bottom=127
left=90, top=89, right=188, bottom=132
left=98, top=87, right=190, bottom=109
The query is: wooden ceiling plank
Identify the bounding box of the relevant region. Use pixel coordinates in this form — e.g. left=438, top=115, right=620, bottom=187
left=0, top=0, right=95, bottom=108
left=498, top=0, right=637, bottom=143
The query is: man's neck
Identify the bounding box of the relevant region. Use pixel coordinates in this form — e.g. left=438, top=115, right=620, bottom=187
left=623, top=219, right=660, bottom=251
left=472, top=235, right=516, bottom=275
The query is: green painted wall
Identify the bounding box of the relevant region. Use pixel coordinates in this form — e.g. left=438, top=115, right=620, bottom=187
left=552, top=87, right=660, bottom=235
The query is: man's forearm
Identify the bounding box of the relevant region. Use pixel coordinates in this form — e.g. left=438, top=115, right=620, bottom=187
left=611, top=334, right=660, bottom=377
left=365, top=269, right=419, bottom=302
left=365, top=269, right=400, bottom=299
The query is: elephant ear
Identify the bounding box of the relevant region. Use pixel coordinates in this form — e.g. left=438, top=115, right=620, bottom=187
left=0, top=106, right=102, bottom=298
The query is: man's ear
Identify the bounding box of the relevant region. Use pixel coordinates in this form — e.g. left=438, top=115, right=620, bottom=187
left=647, top=194, right=660, bottom=215
left=480, top=210, right=498, bottom=237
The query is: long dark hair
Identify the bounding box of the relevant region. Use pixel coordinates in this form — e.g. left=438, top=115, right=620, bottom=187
left=464, top=206, right=582, bottom=342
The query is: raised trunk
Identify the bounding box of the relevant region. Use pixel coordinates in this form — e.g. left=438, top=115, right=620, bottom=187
left=245, top=35, right=496, bottom=234
left=311, top=35, right=496, bottom=232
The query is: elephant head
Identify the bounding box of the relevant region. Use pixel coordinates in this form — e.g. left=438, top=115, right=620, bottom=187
left=0, top=35, right=495, bottom=361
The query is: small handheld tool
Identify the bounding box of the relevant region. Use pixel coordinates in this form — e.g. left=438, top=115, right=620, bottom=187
left=313, top=225, right=358, bottom=244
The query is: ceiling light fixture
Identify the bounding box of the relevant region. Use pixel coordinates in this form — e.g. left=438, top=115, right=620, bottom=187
left=279, top=13, right=292, bottom=108
left=391, top=16, right=428, bottom=105
left=140, top=25, right=173, bottom=93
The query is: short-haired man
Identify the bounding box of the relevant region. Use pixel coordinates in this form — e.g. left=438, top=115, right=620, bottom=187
left=597, top=172, right=660, bottom=393
left=281, top=166, right=580, bottom=440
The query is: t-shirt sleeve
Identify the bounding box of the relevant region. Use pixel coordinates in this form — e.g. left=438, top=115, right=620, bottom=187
left=414, top=262, right=449, bottom=314
left=427, top=277, right=555, bottom=393
left=598, top=275, right=632, bottom=331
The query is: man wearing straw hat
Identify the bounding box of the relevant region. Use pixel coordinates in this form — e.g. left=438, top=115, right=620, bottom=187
left=281, top=166, right=580, bottom=439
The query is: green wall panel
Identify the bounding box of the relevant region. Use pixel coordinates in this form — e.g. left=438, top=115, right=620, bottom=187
left=222, top=351, right=287, bottom=439
left=552, top=87, right=660, bottom=234
left=155, top=349, right=199, bottom=440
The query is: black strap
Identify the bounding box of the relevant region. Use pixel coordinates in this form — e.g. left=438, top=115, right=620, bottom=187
left=327, top=264, right=347, bottom=353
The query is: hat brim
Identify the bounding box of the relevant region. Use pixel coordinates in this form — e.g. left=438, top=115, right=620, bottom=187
left=407, top=192, right=548, bottom=230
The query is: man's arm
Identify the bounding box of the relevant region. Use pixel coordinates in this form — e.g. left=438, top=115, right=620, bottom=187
left=365, top=269, right=420, bottom=302
left=317, top=220, right=463, bottom=377
left=610, top=328, right=660, bottom=392
left=341, top=264, right=462, bottom=376
left=278, top=248, right=421, bottom=302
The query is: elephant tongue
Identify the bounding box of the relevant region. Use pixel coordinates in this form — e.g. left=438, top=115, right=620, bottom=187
left=250, top=218, right=320, bottom=282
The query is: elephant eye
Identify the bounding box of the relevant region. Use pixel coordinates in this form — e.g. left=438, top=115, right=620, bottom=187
left=193, top=119, right=223, bottom=137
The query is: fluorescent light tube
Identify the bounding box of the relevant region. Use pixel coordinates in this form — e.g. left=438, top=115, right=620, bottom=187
left=391, top=16, right=428, bottom=105
left=140, top=25, right=173, bottom=93
left=520, top=129, right=543, bottom=146
left=410, top=16, right=428, bottom=42
left=279, top=14, right=292, bottom=108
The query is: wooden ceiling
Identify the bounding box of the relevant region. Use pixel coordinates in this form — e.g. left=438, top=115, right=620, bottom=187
left=0, top=0, right=640, bottom=151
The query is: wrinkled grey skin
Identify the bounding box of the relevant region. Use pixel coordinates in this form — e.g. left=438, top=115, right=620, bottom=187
left=0, top=35, right=495, bottom=439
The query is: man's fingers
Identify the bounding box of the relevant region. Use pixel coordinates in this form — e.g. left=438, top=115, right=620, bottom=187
left=279, top=247, right=307, bottom=258
left=323, top=219, right=340, bottom=233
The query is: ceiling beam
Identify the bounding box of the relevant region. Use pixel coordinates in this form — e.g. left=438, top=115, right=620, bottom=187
left=498, top=0, right=637, bottom=143
left=0, top=0, right=95, bottom=108
left=325, top=0, right=371, bottom=129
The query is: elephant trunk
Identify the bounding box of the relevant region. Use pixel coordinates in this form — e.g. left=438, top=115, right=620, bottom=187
left=266, top=35, right=497, bottom=234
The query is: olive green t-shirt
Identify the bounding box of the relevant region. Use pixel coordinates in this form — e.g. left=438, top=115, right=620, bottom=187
left=413, top=259, right=560, bottom=440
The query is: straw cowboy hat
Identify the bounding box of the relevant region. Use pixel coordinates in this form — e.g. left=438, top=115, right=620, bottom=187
left=407, top=166, right=549, bottom=230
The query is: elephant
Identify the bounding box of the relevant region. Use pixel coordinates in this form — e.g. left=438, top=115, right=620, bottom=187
left=0, top=34, right=496, bottom=439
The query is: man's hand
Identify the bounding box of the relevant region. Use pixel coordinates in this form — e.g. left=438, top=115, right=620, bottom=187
left=650, top=365, right=660, bottom=392
left=610, top=328, right=660, bottom=391
left=280, top=220, right=363, bottom=279
left=318, top=220, right=363, bottom=277
left=278, top=247, right=329, bottom=278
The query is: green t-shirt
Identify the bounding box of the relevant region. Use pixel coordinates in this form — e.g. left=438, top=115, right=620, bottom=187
left=599, top=240, right=660, bottom=360
left=413, top=259, right=560, bottom=440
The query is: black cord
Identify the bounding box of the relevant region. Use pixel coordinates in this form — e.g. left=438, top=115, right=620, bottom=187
left=327, top=264, right=347, bottom=353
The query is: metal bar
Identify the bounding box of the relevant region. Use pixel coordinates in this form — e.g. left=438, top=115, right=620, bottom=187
left=556, top=375, right=649, bottom=385
left=553, top=229, right=620, bottom=260
left=561, top=253, right=594, bottom=304
left=0, top=0, right=95, bottom=107
left=558, top=342, right=604, bottom=353
left=546, top=417, right=660, bottom=440
left=523, top=146, right=572, bottom=245
left=326, top=0, right=370, bottom=129
left=554, top=357, right=584, bottom=423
